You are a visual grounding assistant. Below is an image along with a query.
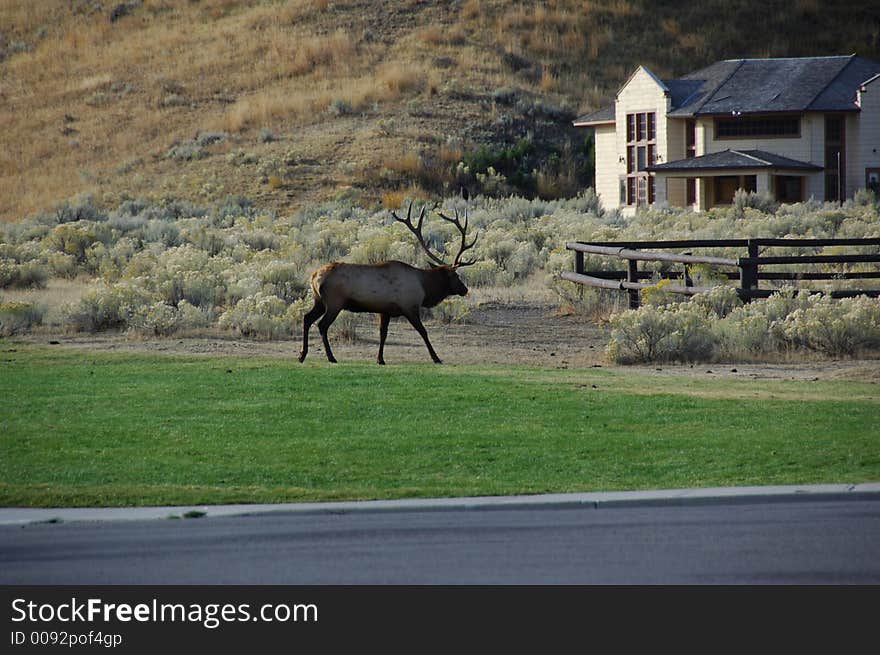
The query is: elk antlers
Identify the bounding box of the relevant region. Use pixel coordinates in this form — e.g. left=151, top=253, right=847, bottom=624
left=390, top=201, right=479, bottom=268
left=434, top=205, right=478, bottom=267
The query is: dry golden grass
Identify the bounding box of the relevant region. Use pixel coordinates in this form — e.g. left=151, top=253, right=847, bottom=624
left=538, top=67, right=559, bottom=92
left=417, top=24, right=445, bottom=46
left=383, top=151, right=423, bottom=177
left=378, top=64, right=426, bottom=96
left=381, top=190, right=406, bottom=209
left=269, top=28, right=356, bottom=77
left=0, top=277, right=92, bottom=328
left=587, top=27, right=613, bottom=61
left=460, top=0, right=482, bottom=21
left=0, top=1, right=453, bottom=219
left=437, top=145, right=463, bottom=166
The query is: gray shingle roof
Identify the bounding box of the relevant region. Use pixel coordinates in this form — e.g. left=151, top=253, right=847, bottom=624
left=666, top=55, right=880, bottom=116
left=573, top=104, right=615, bottom=125
left=647, top=149, right=823, bottom=172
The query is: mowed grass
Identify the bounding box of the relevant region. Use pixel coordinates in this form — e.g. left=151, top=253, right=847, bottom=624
left=1, top=343, right=878, bottom=507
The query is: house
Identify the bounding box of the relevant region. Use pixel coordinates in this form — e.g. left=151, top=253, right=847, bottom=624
left=574, top=55, right=880, bottom=212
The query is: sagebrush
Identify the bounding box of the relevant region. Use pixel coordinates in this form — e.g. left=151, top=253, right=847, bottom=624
left=1, top=192, right=878, bottom=360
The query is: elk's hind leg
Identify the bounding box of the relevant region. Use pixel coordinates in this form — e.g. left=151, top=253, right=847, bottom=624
left=377, top=313, right=390, bottom=365
left=298, top=299, right=326, bottom=362
left=317, top=304, right=343, bottom=363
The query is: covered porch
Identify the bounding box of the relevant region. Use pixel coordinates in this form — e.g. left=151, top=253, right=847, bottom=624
left=647, top=149, right=823, bottom=211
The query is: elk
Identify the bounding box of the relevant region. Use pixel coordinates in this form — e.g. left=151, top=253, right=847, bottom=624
left=298, top=201, right=478, bottom=365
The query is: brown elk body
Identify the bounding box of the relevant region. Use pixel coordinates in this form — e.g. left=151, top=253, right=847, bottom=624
left=298, top=202, right=477, bottom=365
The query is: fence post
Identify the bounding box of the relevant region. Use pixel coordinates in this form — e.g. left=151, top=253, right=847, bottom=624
left=739, top=240, right=759, bottom=302
left=627, top=258, right=640, bottom=309
left=574, top=250, right=585, bottom=300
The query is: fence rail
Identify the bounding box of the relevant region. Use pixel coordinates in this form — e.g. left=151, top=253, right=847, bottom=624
left=562, top=238, right=880, bottom=308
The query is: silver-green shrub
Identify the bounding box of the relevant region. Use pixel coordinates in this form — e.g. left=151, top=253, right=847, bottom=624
left=62, top=281, right=154, bottom=332
left=426, top=296, right=470, bottom=324
left=218, top=292, right=294, bottom=339
left=128, top=299, right=213, bottom=337
left=3, top=190, right=879, bottom=348
left=609, top=286, right=880, bottom=363
left=0, top=301, right=46, bottom=336
left=606, top=301, right=715, bottom=364
left=732, top=189, right=778, bottom=217
left=779, top=295, right=880, bottom=357
left=0, top=260, right=48, bottom=289
left=128, top=301, right=185, bottom=337
left=261, top=261, right=308, bottom=303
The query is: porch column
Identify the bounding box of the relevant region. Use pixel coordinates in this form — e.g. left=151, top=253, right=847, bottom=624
left=695, top=177, right=707, bottom=211
left=756, top=172, right=771, bottom=195
left=653, top=173, right=667, bottom=206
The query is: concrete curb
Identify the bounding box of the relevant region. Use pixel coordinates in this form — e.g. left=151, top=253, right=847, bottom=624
left=2, top=483, right=879, bottom=526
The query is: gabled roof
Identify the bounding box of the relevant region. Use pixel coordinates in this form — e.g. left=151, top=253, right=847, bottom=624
left=666, top=55, right=880, bottom=116
left=573, top=104, right=615, bottom=126
left=619, top=64, right=670, bottom=96
left=810, top=56, right=880, bottom=110
left=572, top=55, right=880, bottom=128
left=574, top=64, right=671, bottom=127
left=647, top=149, right=823, bottom=173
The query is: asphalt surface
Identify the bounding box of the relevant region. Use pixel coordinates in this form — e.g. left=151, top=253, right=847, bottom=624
left=1, top=485, right=879, bottom=584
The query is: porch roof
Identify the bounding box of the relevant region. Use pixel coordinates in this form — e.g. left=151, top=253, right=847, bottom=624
left=647, top=149, right=823, bottom=174
left=573, top=104, right=615, bottom=126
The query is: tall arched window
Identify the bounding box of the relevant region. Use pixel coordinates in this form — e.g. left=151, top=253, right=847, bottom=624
left=626, top=112, right=656, bottom=206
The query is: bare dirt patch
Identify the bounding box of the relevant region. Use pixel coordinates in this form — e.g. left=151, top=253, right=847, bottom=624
left=23, top=301, right=880, bottom=383
left=28, top=302, right=606, bottom=367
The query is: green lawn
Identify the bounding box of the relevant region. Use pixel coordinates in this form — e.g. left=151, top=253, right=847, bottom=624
left=1, top=342, right=878, bottom=507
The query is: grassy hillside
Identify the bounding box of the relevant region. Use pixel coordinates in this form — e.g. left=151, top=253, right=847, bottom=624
left=2, top=0, right=879, bottom=221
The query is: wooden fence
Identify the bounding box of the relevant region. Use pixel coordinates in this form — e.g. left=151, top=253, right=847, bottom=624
left=561, top=237, right=880, bottom=309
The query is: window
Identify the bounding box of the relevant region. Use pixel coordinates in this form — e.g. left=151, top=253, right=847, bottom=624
left=714, top=176, right=741, bottom=205
left=775, top=176, right=803, bottom=203
left=824, top=115, right=845, bottom=202
left=868, top=169, right=880, bottom=195
left=686, top=120, right=696, bottom=206
left=685, top=119, right=696, bottom=157
left=625, top=112, right=656, bottom=206
left=715, top=116, right=800, bottom=138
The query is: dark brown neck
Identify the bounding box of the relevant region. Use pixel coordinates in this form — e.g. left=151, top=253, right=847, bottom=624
left=420, top=267, right=451, bottom=308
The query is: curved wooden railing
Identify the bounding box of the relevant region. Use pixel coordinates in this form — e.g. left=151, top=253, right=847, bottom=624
left=562, top=238, right=880, bottom=308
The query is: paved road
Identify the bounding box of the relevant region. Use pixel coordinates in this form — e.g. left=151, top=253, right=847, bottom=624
left=2, top=498, right=879, bottom=584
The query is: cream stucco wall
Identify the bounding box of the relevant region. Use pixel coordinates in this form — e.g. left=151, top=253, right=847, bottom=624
left=698, top=114, right=825, bottom=200
left=613, top=66, right=671, bottom=212
left=665, top=118, right=687, bottom=207
left=855, top=78, right=880, bottom=193
left=593, top=124, right=619, bottom=211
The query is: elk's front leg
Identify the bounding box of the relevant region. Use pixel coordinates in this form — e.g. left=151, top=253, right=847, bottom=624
left=405, top=309, right=442, bottom=364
